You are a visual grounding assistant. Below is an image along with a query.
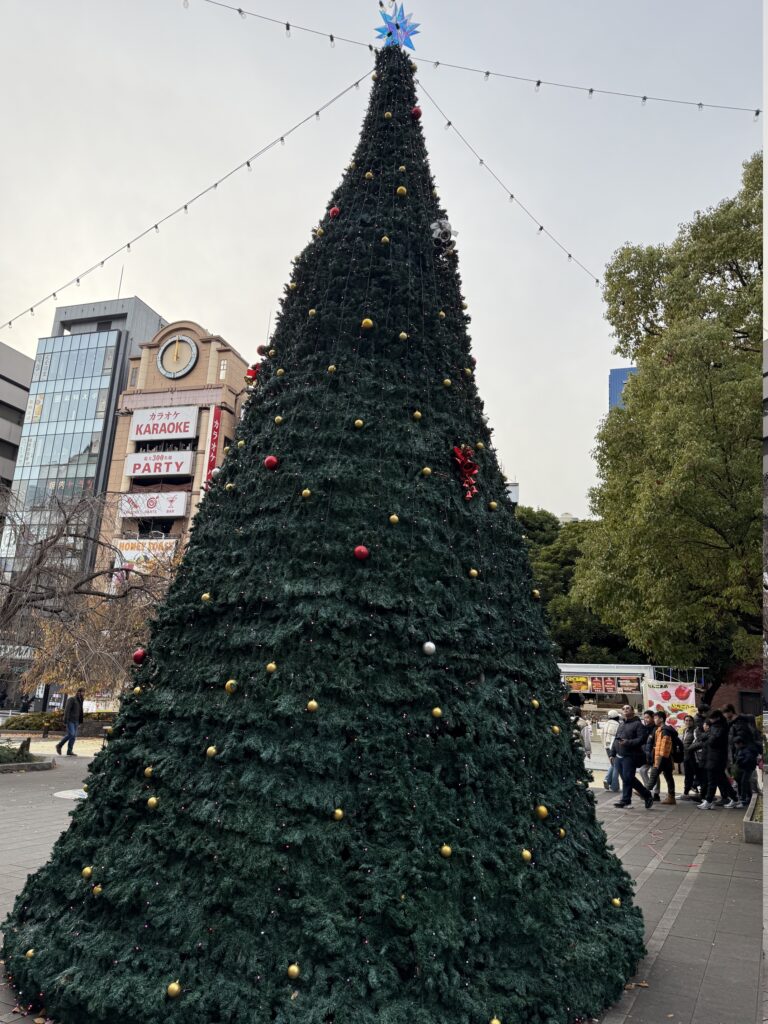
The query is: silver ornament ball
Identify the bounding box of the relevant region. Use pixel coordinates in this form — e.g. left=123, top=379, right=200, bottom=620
left=422, top=641, right=436, bottom=656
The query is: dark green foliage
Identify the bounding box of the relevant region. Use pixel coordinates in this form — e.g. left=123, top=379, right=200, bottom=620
left=2, top=711, right=115, bottom=733
left=3, top=46, right=643, bottom=1024
left=0, top=740, right=35, bottom=764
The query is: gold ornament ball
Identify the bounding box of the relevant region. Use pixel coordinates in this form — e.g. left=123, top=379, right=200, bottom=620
left=412, top=410, right=422, bottom=421
left=81, top=866, right=93, bottom=879
left=144, top=766, right=153, bottom=778
left=201, top=592, right=211, bottom=603
left=287, top=963, right=301, bottom=980
left=388, top=514, right=399, bottom=525
left=421, top=467, right=432, bottom=477
left=147, top=797, right=159, bottom=810
left=225, top=482, right=235, bottom=491
left=551, top=725, right=561, bottom=736
left=289, top=282, right=297, bottom=290
left=531, top=699, right=540, bottom=710
left=354, top=418, right=364, bottom=429
left=384, top=111, right=392, bottom=120
left=308, top=308, right=317, bottom=318
left=333, top=808, right=344, bottom=821
left=442, top=378, right=452, bottom=388
left=381, top=234, right=390, bottom=244
left=268, top=349, right=276, bottom=358
left=396, top=186, right=407, bottom=197
left=83, top=783, right=88, bottom=791
left=398, top=331, right=408, bottom=341
left=167, top=981, right=182, bottom=998
left=92, top=884, right=103, bottom=897
left=462, top=301, right=468, bottom=309
left=327, top=364, right=337, bottom=374
left=535, top=804, right=549, bottom=820
left=475, top=441, right=485, bottom=450
left=491, top=1018, right=502, bottom=1024
left=488, top=500, right=498, bottom=511
left=274, top=415, right=283, bottom=425
left=365, top=171, right=374, bottom=181
left=611, top=898, right=622, bottom=908
left=558, top=828, right=566, bottom=839
left=224, top=679, right=238, bottom=694
left=439, top=844, right=452, bottom=859
left=133, top=686, right=142, bottom=696
left=431, top=707, right=443, bottom=719
left=399, top=164, right=406, bottom=172
left=206, top=746, right=217, bottom=759
left=532, top=588, right=541, bottom=600
left=105, top=726, right=114, bottom=736
left=266, top=662, right=277, bottom=674
left=223, top=445, right=230, bottom=454
left=464, top=368, right=473, bottom=378
left=276, top=368, right=285, bottom=378
left=468, top=568, right=479, bottom=579
left=438, top=310, right=446, bottom=320
left=361, top=318, right=374, bottom=331
left=306, top=699, right=319, bottom=713
left=315, top=227, right=324, bottom=238
left=25, top=949, right=35, bottom=959
left=238, top=438, right=247, bottom=447
left=301, top=489, right=312, bottom=499
left=521, top=849, right=532, bottom=863
left=371, top=71, right=378, bottom=80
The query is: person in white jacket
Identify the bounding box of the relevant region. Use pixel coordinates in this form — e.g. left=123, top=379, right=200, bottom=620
left=602, top=709, right=622, bottom=792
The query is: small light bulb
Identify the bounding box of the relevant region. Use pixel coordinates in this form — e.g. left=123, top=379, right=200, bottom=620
left=285, top=21, right=290, bottom=36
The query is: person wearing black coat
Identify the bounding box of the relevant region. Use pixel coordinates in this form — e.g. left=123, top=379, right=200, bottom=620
left=699, top=710, right=738, bottom=809
left=55, top=688, right=85, bottom=757
left=610, top=704, right=655, bottom=809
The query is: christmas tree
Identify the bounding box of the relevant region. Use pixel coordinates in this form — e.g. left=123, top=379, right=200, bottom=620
left=3, top=34, right=644, bottom=1024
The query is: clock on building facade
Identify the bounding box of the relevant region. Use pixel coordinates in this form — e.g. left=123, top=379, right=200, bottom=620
left=157, top=335, right=199, bottom=379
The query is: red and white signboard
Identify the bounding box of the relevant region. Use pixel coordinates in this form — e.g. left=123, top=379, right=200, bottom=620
left=643, top=683, right=697, bottom=732
left=129, top=406, right=199, bottom=441
left=205, top=406, right=222, bottom=482
left=124, top=451, right=195, bottom=477
left=119, top=492, right=189, bottom=519
left=112, top=537, right=178, bottom=566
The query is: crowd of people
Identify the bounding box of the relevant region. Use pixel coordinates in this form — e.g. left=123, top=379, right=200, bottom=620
left=599, top=703, right=761, bottom=810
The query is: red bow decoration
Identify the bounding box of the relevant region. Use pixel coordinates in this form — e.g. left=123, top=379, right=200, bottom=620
left=452, top=444, right=479, bottom=501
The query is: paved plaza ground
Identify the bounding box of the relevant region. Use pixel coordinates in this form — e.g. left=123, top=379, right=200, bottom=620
left=0, top=741, right=763, bottom=1023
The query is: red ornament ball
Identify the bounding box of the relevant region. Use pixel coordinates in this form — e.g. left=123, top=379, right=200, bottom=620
left=245, top=367, right=258, bottom=382
left=132, top=647, right=146, bottom=665
left=329, top=206, right=340, bottom=219
left=256, top=344, right=268, bottom=356
left=410, top=106, right=422, bottom=121
left=354, top=545, right=370, bottom=561
left=264, top=455, right=280, bottom=471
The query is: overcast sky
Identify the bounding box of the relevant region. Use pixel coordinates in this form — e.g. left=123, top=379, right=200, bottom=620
left=0, top=0, right=760, bottom=516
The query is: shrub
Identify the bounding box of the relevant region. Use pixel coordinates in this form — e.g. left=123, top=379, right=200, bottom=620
left=0, top=740, right=35, bottom=764
left=3, top=711, right=116, bottom=735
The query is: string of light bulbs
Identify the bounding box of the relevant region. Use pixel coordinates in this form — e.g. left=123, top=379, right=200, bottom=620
left=0, top=71, right=374, bottom=333
left=196, top=0, right=761, bottom=120
left=416, top=80, right=601, bottom=285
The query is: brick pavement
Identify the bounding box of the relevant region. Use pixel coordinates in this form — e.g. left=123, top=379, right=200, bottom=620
left=0, top=753, right=762, bottom=1023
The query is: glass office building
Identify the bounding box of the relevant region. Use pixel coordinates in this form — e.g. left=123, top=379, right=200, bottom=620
left=1, top=298, right=165, bottom=573
left=608, top=366, right=637, bottom=410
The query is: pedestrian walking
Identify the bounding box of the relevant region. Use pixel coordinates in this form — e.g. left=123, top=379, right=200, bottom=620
left=681, top=714, right=701, bottom=800
left=732, top=738, right=759, bottom=808
left=646, top=709, right=676, bottom=804
left=722, top=704, right=760, bottom=798
left=637, top=710, right=660, bottom=800
left=55, top=688, right=85, bottom=757
left=699, top=709, right=739, bottom=809
left=610, top=704, right=655, bottom=809
left=602, top=710, right=622, bottom=793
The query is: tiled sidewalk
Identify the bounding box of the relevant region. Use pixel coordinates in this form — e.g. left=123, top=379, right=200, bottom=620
left=0, top=756, right=762, bottom=1023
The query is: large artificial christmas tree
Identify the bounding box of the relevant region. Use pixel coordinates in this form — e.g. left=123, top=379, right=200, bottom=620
left=3, top=32, right=644, bottom=1024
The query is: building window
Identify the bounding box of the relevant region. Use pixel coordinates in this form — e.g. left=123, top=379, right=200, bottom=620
left=129, top=366, right=139, bottom=387
left=219, top=358, right=227, bottom=381
left=96, top=320, right=112, bottom=331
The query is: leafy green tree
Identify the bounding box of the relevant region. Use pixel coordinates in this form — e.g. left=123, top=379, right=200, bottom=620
left=515, top=504, right=561, bottom=552
left=574, top=154, right=762, bottom=690
left=3, top=45, right=643, bottom=1024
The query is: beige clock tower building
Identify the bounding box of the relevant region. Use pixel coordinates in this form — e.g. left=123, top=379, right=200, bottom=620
left=101, top=320, right=248, bottom=569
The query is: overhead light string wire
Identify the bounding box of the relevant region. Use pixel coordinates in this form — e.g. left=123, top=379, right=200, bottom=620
left=0, top=68, right=373, bottom=333
left=197, top=0, right=761, bottom=119
left=415, top=80, right=601, bottom=285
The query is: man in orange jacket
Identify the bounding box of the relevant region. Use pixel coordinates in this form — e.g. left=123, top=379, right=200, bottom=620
left=646, top=709, right=677, bottom=804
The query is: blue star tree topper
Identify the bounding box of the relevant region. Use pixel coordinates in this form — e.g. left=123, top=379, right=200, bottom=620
left=375, top=3, right=420, bottom=50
